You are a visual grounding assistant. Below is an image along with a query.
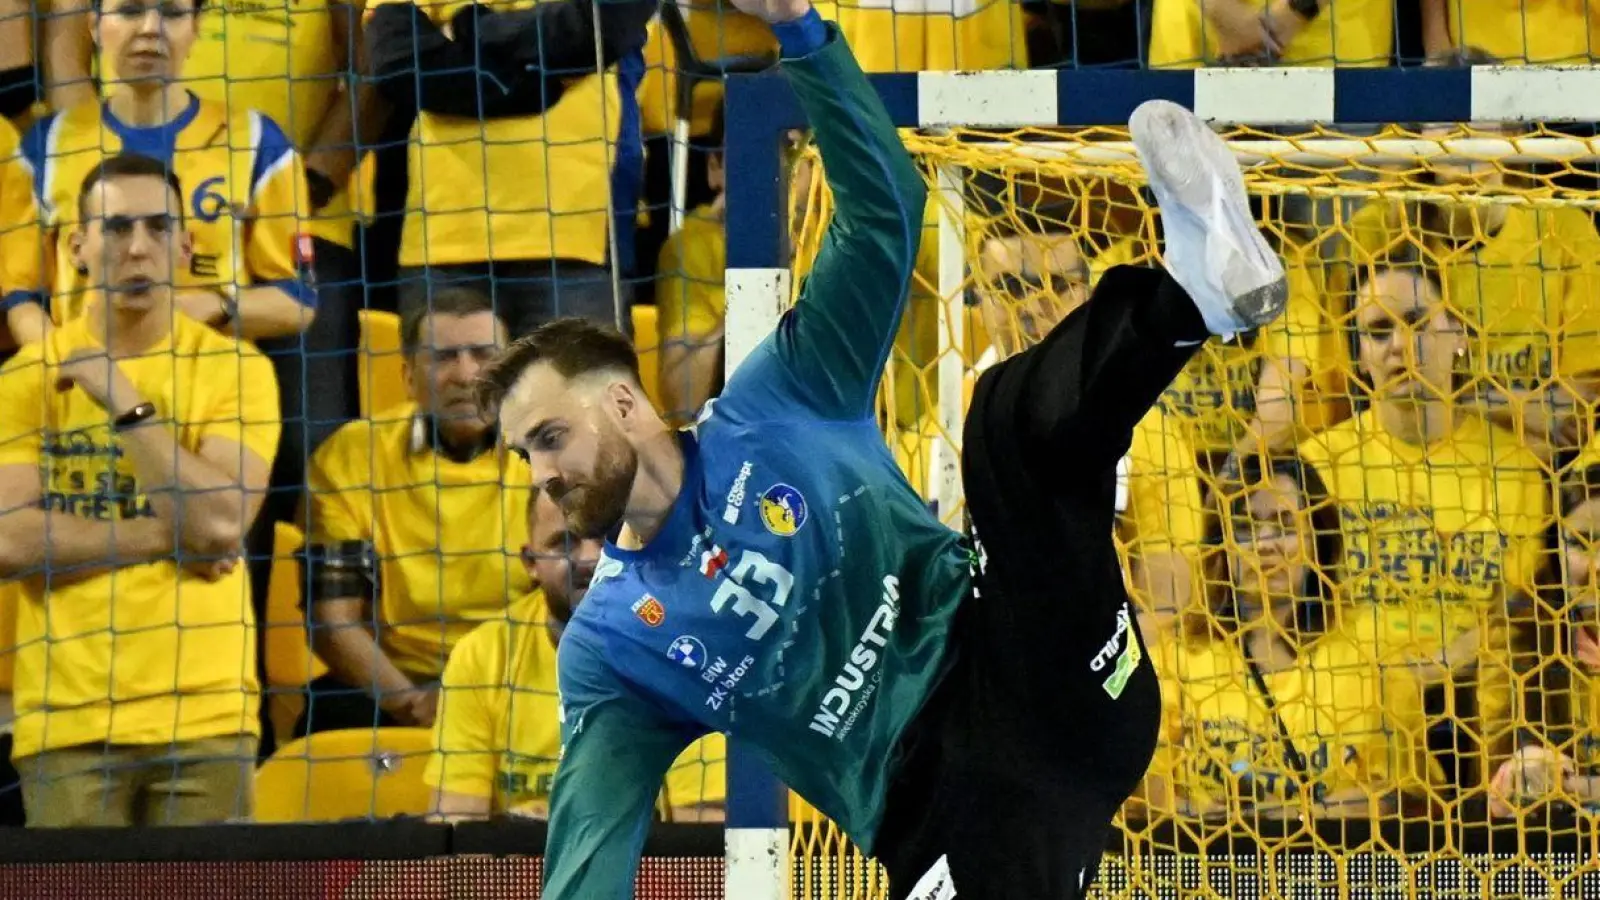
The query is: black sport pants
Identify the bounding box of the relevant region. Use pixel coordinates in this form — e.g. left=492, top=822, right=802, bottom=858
left=875, top=265, right=1208, bottom=900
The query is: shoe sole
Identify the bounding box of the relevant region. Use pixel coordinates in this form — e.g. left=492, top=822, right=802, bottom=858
left=1129, top=100, right=1288, bottom=331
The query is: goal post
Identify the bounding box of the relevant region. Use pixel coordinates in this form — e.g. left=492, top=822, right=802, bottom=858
left=720, top=60, right=1600, bottom=898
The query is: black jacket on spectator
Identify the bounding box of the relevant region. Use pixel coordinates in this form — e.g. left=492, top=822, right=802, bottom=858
left=366, top=0, right=658, bottom=120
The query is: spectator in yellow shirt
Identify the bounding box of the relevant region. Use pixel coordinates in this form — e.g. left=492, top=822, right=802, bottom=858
left=1298, top=263, right=1549, bottom=793
left=301, top=287, right=533, bottom=737
left=0, top=154, right=280, bottom=826
left=1489, top=461, right=1600, bottom=816
left=364, top=0, right=657, bottom=336
left=428, top=490, right=726, bottom=821
left=656, top=109, right=726, bottom=422
left=1344, top=119, right=1600, bottom=461
left=25, top=0, right=314, bottom=337
left=1149, top=0, right=1395, bottom=68
left=0, top=116, right=45, bottom=351
left=1422, top=0, right=1596, bottom=65
left=1141, top=452, right=1435, bottom=821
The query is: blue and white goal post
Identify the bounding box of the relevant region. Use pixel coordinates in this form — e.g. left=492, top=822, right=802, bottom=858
left=715, top=62, right=1600, bottom=896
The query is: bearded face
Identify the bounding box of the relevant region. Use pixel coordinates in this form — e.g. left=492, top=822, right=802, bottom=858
left=553, top=416, right=638, bottom=537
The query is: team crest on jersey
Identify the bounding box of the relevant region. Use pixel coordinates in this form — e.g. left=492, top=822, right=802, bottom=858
left=759, top=484, right=808, bottom=537
left=699, top=545, right=729, bottom=579
left=632, top=594, right=666, bottom=627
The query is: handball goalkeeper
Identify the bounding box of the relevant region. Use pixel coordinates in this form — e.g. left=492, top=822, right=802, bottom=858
left=477, top=0, right=1288, bottom=895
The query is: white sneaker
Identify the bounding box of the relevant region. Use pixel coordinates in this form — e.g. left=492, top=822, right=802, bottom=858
left=1129, top=99, right=1288, bottom=339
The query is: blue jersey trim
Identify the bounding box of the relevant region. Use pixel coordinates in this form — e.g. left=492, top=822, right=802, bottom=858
left=0, top=289, right=43, bottom=313
left=19, top=113, right=54, bottom=210
left=101, top=91, right=201, bottom=164
left=248, top=113, right=297, bottom=198
left=260, top=277, right=318, bottom=308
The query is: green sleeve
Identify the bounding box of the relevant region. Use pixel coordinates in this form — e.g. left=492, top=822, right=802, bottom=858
left=542, top=640, right=690, bottom=899
left=738, top=25, right=928, bottom=421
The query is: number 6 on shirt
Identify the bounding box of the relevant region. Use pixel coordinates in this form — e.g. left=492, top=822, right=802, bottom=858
left=710, top=550, right=795, bottom=641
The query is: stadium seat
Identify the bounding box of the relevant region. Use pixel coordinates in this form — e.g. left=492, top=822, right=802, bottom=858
left=0, top=581, right=16, bottom=693
left=264, top=521, right=327, bottom=689
left=262, top=521, right=328, bottom=745
left=632, top=303, right=662, bottom=407
left=254, top=727, right=435, bottom=823
left=358, top=309, right=407, bottom=419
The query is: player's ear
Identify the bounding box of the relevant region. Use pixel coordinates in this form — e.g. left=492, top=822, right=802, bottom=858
left=605, top=379, right=637, bottom=422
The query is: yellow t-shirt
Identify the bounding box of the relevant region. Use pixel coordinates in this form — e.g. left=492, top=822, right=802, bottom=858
left=1347, top=202, right=1600, bottom=394
left=1149, top=0, right=1394, bottom=68
left=366, top=0, right=619, bottom=267
left=1297, top=409, right=1547, bottom=651
left=0, top=313, right=281, bottom=759
left=655, top=204, right=725, bottom=348
left=1446, top=0, right=1595, bottom=65
left=425, top=593, right=727, bottom=817
left=0, top=116, right=41, bottom=317
left=812, top=0, right=1025, bottom=72
left=306, top=403, right=534, bottom=680
left=1148, top=628, right=1433, bottom=817
left=22, top=96, right=312, bottom=324
left=184, top=0, right=356, bottom=247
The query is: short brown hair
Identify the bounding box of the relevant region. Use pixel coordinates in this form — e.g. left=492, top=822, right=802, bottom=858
left=77, top=154, right=186, bottom=223
left=400, top=286, right=500, bottom=356
left=476, top=317, right=641, bottom=416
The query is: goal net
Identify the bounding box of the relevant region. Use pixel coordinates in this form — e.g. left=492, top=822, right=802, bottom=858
left=771, top=114, right=1600, bottom=897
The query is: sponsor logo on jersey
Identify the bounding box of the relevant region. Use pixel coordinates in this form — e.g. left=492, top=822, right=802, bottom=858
left=703, top=654, right=756, bottom=711
left=724, top=461, right=754, bottom=524
left=699, top=544, right=729, bottom=579
left=809, top=576, right=900, bottom=740
left=632, top=594, right=666, bottom=627
left=668, top=635, right=707, bottom=670
left=759, top=483, right=808, bottom=537
left=1091, top=604, right=1142, bottom=699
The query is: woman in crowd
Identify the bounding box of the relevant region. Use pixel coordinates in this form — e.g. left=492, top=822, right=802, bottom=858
left=1139, top=453, right=1438, bottom=821
left=1297, top=260, right=1548, bottom=795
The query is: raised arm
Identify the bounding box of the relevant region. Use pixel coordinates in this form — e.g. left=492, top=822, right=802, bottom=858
left=543, top=628, right=690, bottom=900
left=724, top=0, right=926, bottom=421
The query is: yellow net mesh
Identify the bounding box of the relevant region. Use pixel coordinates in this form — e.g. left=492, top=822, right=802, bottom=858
left=786, top=122, right=1600, bottom=896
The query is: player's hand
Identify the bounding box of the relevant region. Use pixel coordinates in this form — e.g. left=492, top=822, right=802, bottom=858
left=725, top=0, right=811, bottom=26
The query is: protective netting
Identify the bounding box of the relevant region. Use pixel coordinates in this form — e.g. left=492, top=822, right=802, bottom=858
left=786, top=121, right=1600, bottom=896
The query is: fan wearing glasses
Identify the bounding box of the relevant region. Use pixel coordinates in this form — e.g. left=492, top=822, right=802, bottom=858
left=1342, top=89, right=1600, bottom=459
left=425, top=490, right=727, bottom=823
left=1136, top=453, right=1437, bottom=822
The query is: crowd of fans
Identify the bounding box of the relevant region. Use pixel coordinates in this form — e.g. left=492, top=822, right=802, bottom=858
left=0, top=0, right=1593, bottom=845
